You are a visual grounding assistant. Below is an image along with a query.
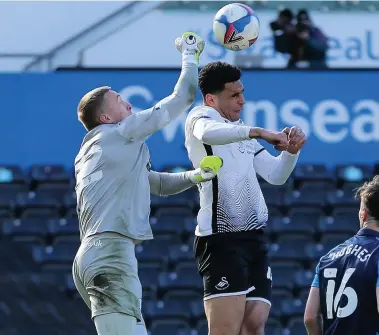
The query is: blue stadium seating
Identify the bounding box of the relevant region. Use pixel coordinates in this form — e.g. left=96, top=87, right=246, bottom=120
left=0, top=163, right=376, bottom=334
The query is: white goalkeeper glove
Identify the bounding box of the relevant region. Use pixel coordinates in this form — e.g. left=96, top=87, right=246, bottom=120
left=186, top=156, right=223, bottom=183
left=175, top=32, right=205, bottom=65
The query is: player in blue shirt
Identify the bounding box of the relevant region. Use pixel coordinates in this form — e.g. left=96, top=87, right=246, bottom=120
left=304, top=175, right=379, bottom=335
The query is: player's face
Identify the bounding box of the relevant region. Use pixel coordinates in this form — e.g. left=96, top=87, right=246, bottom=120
left=101, top=90, right=132, bottom=124
left=216, top=81, right=246, bottom=121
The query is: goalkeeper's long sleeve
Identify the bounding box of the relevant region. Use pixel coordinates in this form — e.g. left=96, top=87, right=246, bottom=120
left=117, top=55, right=198, bottom=141
left=148, top=171, right=195, bottom=196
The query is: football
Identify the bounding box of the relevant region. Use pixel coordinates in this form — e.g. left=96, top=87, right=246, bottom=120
left=213, top=3, right=260, bottom=51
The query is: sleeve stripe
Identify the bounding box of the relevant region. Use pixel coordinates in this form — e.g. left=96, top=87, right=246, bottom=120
left=254, top=148, right=266, bottom=157
left=189, top=115, right=211, bottom=134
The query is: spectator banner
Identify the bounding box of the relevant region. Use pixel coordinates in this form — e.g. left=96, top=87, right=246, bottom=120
left=0, top=70, right=377, bottom=168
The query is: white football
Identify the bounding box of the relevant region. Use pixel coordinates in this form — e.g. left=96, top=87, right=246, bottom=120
left=213, top=3, right=260, bottom=51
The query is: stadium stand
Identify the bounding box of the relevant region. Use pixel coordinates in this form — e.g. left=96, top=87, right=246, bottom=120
left=0, top=163, right=374, bottom=335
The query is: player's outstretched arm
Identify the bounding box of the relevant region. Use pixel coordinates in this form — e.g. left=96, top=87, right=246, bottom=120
left=118, top=32, right=204, bottom=141
left=149, top=156, right=222, bottom=196
left=191, top=111, right=289, bottom=147
left=253, top=126, right=306, bottom=185
left=253, top=143, right=299, bottom=185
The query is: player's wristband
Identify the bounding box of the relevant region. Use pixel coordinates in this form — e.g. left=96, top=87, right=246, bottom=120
left=182, top=50, right=198, bottom=65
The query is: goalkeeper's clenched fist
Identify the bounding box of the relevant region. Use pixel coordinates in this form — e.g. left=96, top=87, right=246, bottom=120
left=187, top=156, right=223, bottom=183
left=175, top=32, right=205, bottom=64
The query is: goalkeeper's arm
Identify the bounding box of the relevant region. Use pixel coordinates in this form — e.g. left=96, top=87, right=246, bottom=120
left=149, top=156, right=223, bottom=196
left=118, top=33, right=204, bottom=141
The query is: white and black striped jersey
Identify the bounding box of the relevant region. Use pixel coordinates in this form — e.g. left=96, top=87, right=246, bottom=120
left=185, top=106, right=299, bottom=236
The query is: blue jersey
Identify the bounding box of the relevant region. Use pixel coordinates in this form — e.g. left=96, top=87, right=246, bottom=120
left=312, top=228, right=379, bottom=335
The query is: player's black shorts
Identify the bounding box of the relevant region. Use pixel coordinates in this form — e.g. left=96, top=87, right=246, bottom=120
left=194, top=229, right=272, bottom=304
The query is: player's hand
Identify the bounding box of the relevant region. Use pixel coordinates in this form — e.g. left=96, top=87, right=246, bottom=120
left=175, top=32, right=205, bottom=64
left=285, top=126, right=306, bottom=154
left=188, top=156, right=223, bottom=183
left=259, top=129, right=289, bottom=148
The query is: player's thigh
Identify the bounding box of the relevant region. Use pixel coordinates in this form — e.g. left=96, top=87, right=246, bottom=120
left=243, top=249, right=272, bottom=333
left=205, top=295, right=246, bottom=335
left=94, top=312, right=136, bottom=335
left=194, top=233, right=254, bottom=301
left=76, top=233, right=143, bottom=322
left=195, top=233, right=251, bottom=335
left=239, top=300, right=271, bottom=335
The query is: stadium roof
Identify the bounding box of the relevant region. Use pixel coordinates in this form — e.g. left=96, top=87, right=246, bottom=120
left=0, top=0, right=377, bottom=71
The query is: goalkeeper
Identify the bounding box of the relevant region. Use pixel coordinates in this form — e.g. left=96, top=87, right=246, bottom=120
left=72, top=33, right=210, bottom=335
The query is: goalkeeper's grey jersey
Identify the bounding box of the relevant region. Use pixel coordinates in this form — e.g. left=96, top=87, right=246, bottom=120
left=75, top=63, right=198, bottom=241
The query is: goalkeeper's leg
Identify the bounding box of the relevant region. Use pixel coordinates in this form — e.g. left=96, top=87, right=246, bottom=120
left=94, top=313, right=136, bottom=335
left=94, top=314, right=148, bottom=335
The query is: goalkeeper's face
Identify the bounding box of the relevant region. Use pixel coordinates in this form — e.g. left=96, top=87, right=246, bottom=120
left=102, top=90, right=132, bottom=123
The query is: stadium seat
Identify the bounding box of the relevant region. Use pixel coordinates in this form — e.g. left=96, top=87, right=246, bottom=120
left=271, top=261, right=302, bottom=292
left=318, top=209, right=358, bottom=235
left=162, top=289, right=202, bottom=303
left=48, top=217, right=79, bottom=237
left=265, top=318, right=283, bottom=335
left=288, top=206, right=324, bottom=231
left=281, top=298, right=305, bottom=318
left=135, top=238, right=172, bottom=265
left=168, top=243, right=195, bottom=265
left=287, top=317, right=306, bottom=335
left=144, top=300, right=192, bottom=321
left=0, top=184, right=26, bottom=209
left=197, top=318, right=208, bottom=335
left=29, top=164, right=70, bottom=187
left=65, top=208, right=78, bottom=219
left=335, top=164, right=372, bottom=186
left=32, top=240, right=79, bottom=265
left=305, top=235, right=348, bottom=263
left=1, top=218, right=49, bottom=241
left=293, top=269, right=315, bottom=291
left=138, top=263, right=162, bottom=294
left=298, top=287, right=311, bottom=303
left=150, top=188, right=197, bottom=210
left=0, top=165, right=26, bottom=185
left=283, top=185, right=327, bottom=208
left=269, top=236, right=312, bottom=262
left=271, top=208, right=320, bottom=239
left=150, top=319, right=192, bottom=335
left=65, top=273, right=77, bottom=295
left=186, top=234, right=195, bottom=248
left=270, top=289, right=292, bottom=318
left=327, top=187, right=360, bottom=208
left=0, top=208, right=12, bottom=222
left=260, top=183, right=283, bottom=207
left=17, top=190, right=62, bottom=211
left=158, top=263, right=202, bottom=295
left=293, top=164, right=332, bottom=186
left=189, top=299, right=205, bottom=320
left=150, top=208, right=192, bottom=239
left=63, top=188, right=77, bottom=211
left=20, top=208, right=60, bottom=219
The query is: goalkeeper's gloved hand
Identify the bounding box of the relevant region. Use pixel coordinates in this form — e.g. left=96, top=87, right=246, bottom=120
left=187, top=156, right=223, bottom=183
left=175, top=32, right=205, bottom=65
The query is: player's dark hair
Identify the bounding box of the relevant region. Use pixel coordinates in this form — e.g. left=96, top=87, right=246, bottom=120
left=355, top=175, right=379, bottom=222
left=77, top=86, right=111, bottom=131
left=199, top=61, right=241, bottom=96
